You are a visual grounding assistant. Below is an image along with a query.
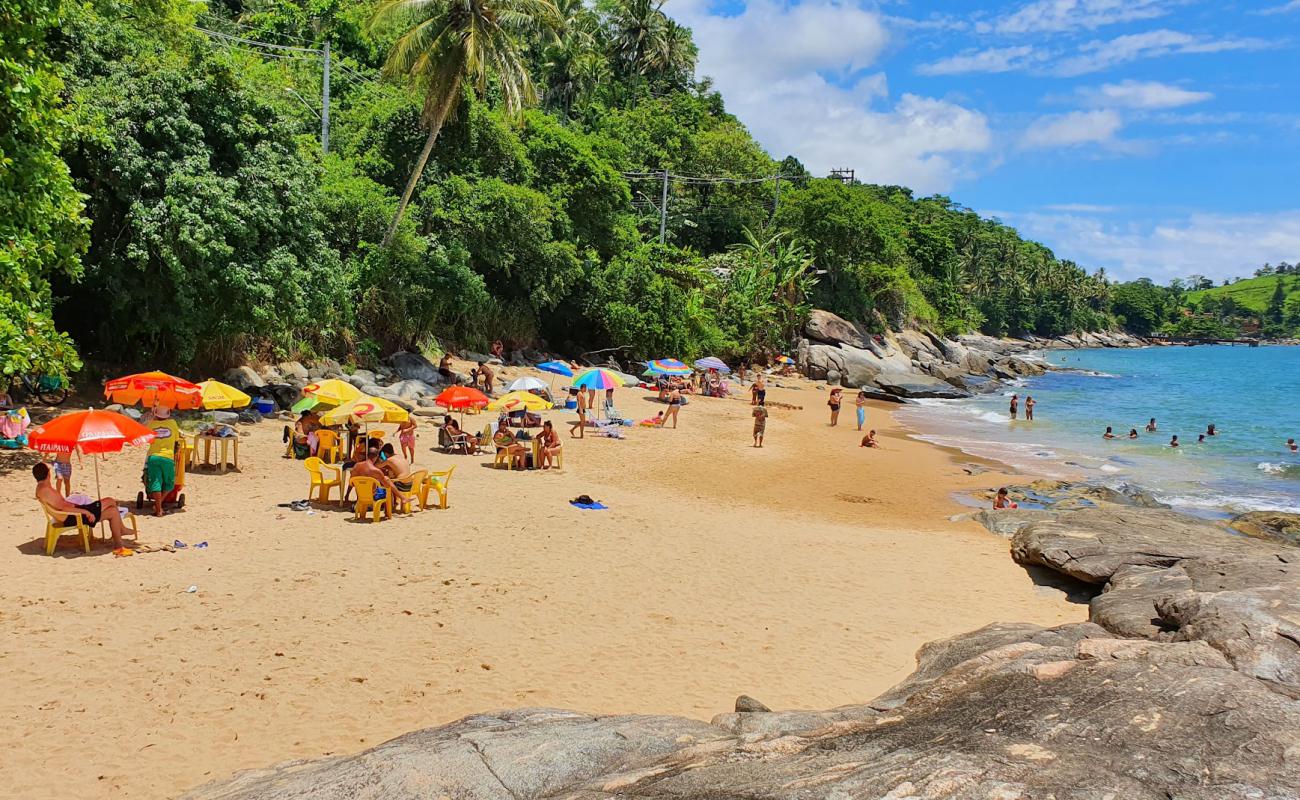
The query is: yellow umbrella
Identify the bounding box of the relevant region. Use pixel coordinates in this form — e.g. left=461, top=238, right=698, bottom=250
left=302, top=379, right=362, bottom=406
left=487, top=390, right=551, bottom=412
left=318, top=395, right=409, bottom=426
left=197, top=380, right=251, bottom=410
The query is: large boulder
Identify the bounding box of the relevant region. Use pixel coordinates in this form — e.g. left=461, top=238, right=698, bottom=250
left=1232, top=511, right=1300, bottom=546
left=389, top=351, right=441, bottom=385
left=223, top=366, right=265, bottom=391
left=345, top=369, right=377, bottom=389
left=804, top=309, right=865, bottom=348
left=277, top=361, right=309, bottom=381
left=874, top=371, right=971, bottom=399
left=385, top=379, right=438, bottom=401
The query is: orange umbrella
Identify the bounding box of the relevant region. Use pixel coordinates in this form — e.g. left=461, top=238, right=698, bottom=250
left=434, top=386, right=490, bottom=411
left=104, top=371, right=203, bottom=410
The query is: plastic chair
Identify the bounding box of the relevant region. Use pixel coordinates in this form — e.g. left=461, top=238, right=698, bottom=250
left=304, top=457, right=341, bottom=504
left=349, top=476, right=391, bottom=522
left=315, top=429, right=341, bottom=463
left=494, top=436, right=524, bottom=470
left=395, top=470, right=427, bottom=513
left=421, top=466, right=455, bottom=509
left=40, top=502, right=91, bottom=556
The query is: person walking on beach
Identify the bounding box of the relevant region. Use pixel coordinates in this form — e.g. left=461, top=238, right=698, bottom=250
left=397, top=416, right=417, bottom=464
left=479, top=361, right=496, bottom=397
left=828, top=387, right=842, bottom=427
left=855, top=389, right=869, bottom=431
left=569, top=389, right=587, bottom=439
left=662, top=386, right=682, bottom=428
left=1146, top=418, right=1158, bottom=432
left=752, top=401, right=767, bottom=447
left=1103, top=426, right=1116, bottom=439
left=1025, top=396, right=1035, bottom=421
left=1169, top=435, right=1180, bottom=448
left=1009, top=393, right=1019, bottom=419
left=751, top=374, right=766, bottom=405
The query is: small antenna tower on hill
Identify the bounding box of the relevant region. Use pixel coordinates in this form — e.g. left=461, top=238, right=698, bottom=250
left=830, top=168, right=855, bottom=184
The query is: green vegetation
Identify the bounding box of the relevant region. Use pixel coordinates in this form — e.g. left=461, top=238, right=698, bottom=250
left=3, top=0, right=1293, bottom=378
left=1186, top=274, right=1299, bottom=314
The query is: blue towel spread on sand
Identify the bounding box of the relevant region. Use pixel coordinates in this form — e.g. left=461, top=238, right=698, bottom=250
left=569, top=500, right=607, bottom=510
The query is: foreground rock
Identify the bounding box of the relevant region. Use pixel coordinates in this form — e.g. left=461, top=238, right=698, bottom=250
left=187, top=505, right=1300, bottom=799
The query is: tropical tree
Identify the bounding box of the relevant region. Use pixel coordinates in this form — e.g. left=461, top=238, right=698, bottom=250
left=372, top=0, right=558, bottom=246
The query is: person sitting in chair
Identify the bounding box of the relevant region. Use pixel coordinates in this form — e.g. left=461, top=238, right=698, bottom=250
left=493, top=419, right=527, bottom=469
left=34, top=462, right=132, bottom=550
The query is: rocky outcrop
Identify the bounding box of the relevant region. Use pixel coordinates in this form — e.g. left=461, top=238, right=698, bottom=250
left=188, top=502, right=1300, bottom=800
left=1233, top=511, right=1300, bottom=546
left=874, top=371, right=971, bottom=399
left=388, top=351, right=444, bottom=386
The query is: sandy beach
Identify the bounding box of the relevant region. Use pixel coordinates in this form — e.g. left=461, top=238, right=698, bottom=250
left=0, top=366, right=1083, bottom=799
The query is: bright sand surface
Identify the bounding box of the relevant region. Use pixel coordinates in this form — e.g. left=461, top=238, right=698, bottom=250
left=0, top=365, right=1083, bottom=799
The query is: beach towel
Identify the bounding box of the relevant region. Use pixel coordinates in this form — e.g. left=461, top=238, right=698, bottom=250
left=569, top=500, right=607, bottom=510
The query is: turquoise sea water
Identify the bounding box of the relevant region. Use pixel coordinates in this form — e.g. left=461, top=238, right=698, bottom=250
left=895, top=345, right=1300, bottom=516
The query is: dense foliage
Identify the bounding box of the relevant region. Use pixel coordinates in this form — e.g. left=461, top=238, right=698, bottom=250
left=6, top=0, right=1292, bottom=378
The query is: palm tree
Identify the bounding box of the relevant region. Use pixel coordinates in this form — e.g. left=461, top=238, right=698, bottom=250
left=607, top=0, right=667, bottom=79
left=372, top=0, right=559, bottom=246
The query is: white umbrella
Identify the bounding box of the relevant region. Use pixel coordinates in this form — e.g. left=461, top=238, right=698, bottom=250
left=506, top=376, right=548, bottom=392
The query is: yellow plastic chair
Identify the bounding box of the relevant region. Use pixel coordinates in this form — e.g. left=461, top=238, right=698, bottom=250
left=395, top=469, right=427, bottom=513
left=350, top=476, right=391, bottom=522
left=304, top=457, right=341, bottom=504
left=40, top=502, right=91, bottom=556
left=315, top=429, right=341, bottom=463
left=421, top=466, right=455, bottom=509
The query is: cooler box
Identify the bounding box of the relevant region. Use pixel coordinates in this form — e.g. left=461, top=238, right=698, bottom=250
left=255, top=398, right=276, bottom=414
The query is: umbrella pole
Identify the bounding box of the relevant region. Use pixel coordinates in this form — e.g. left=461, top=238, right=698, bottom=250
left=93, top=452, right=107, bottom=542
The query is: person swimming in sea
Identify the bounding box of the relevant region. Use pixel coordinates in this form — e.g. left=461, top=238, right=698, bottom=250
left=1103, top=426, right=1116, bottom=439
left=1206, top=424, right=1217, bottom=437
left=993, top=487, right=1018, bottom=509
left=1146, top=418, right=1158, bottom=432
left=1170, top=435, right=1180, bottom=448
left=1009, top=393, right=1019, bottom=419
left=1287, top=438, right=1297, bottom=452
left=1128, top=428, right=1139, bottom=439
left=1197, top=434, right=1206, bottom=443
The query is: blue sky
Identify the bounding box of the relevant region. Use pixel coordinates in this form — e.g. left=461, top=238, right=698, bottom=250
left=670, top=0, right=1300, bottom=282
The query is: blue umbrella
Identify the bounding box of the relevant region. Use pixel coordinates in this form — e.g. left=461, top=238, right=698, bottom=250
left=537, top=361, right=574, bottom=377
left=693, top=357, right=730, bottom=372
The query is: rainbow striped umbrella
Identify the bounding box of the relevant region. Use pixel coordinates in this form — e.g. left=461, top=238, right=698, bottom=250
left=775, top=355, right=796, bottom=366
left=693, top=357, right=730, bottom=372
left=572, top=368, right=628, bottom=390
left=646, top=359, right=692, bottom=376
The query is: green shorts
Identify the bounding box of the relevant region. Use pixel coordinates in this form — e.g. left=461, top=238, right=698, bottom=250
left=145, top=455, right=176, bottom=495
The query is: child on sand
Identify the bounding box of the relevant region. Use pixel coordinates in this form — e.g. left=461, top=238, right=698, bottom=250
left=855, top=390, right=868, bottom=431
left=1103, top=426, right=1116, bottom=439
left=639, top=411, right=664, bottom=427
left=397, top=417, right=417, bottom=463
left=828, top=387, right=842, bottom=427
left=51, top=450, right=73, bottom=495
left=752, top=401, right=767, bottom=448
left=860, top=430, right=879, bottom=448
left=993, top=487, right=1018, bottom=509
left=1025, top=396, right=1035, bottom=421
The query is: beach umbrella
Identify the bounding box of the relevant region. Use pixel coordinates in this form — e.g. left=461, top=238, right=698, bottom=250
left=536, top=361, right=574, bottom=377
left=775, top=355, right=795, bottom=366
left=506, top=376, right=548, bottom=393
left=290, top=396, right=322, bottom=414
left=302, top=379, right=362, bottom=406
left=646, top=359, right=692, bottom=376
left=487, top=390, right=551, bottom=412
left=104, top=371, right=203, bottom=410
left=197, top=380, right=251, bottom=410
left=572, top=368, right=628, bottom=390
left=434, top=386, right=490, bottom=411
left=28, top=409, right=157, bottom=536
left=319, top=395, right=409, bottom=426
left=694, top=357, right=730, bottom=372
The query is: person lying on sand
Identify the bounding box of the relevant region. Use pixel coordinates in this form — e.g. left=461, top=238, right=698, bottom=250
left=34, top=462, right=133, bottom=549
left=1103, top=426, right=1116, bottom=439
left=1128, top=429, right=1139, bottom=439
left=860, top=430, right=880, bottom=448
left=993, top=487, right=1018, bottom=509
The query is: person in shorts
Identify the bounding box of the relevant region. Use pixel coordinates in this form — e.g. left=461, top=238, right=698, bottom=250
left=52, top=451, right=73, bottom=495
left=752, top=401, right=768, bottom=448
left=34, top=462, right=132, bottom=549
left=145, top=405, right=181, bottom=516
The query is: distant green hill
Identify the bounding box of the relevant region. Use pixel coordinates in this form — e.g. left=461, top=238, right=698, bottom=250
left=1187, top=274, right=1299, bottom=313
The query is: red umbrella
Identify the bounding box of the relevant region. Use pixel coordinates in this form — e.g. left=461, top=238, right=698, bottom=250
left=104, top=371, right=203, bottom=410
left=28, top=410, right=157, bottom=535
left=434, top=386, right=490, bottom=411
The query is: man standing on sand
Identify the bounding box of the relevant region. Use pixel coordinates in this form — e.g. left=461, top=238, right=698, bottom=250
left=1009, top=393, right=1019, bottom=419
left=479, top=361, right=495, bottom=397
left=752, top=401, right=767, bottom=447
left=569, top=389, right=587, bottom=439
left=34, top=462, right=132, bottom=550
left=1025, top=396, right=1036, bottom=421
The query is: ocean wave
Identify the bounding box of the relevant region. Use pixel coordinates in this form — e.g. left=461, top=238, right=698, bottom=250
left=1258, top=461, right=1300, bottom=476
left=1154, top=492, right=1300, bottom=515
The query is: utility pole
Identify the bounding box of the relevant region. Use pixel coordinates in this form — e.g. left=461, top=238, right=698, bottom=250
left=320, top=39, right=331, bottom=155
left=658, top=169, right=669, bottom=244
left=772, top=175, right=781, bottom=218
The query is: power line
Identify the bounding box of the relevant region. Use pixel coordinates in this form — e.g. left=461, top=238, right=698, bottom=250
left=196, top=26, right=324, bottom=54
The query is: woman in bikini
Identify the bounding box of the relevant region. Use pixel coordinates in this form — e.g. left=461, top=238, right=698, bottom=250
left=397, top=417, right=417, bottom=463
left=828, top=387, right=842, bottom=427
left=662, top=386, right=682, bottom=429
left=854, top=389, right=869, bottom=431
left=536, top=420, right=562, bottom=469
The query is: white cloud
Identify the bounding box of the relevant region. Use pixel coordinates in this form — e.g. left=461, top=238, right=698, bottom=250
left=675, top=0, right=993, bottom=192
left=1256, top=0, right=1300, bottom=14
left=1055, top=29, right=1273, bottom=76
left=1045, top=203, right=1117, bottom=212
left=1078, top=79, right=1212, bottom=109
left=1022, top=109, right=1123, bottom=148
left=1004, top=209, right=1300, bottom=282
left=917, top=45, right=1046, bottom=76
left=987, top=0, right=1171, bottom=35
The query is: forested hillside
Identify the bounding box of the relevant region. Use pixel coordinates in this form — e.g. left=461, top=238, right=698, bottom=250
left=7, top=0, right=1142, bottom=376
